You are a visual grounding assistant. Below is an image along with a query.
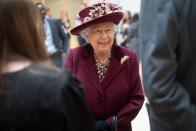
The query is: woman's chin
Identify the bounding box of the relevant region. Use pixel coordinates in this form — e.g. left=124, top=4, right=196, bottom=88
left=96, top=48, right=111, bottom=55
left=98, top=44, right=111, bottom=50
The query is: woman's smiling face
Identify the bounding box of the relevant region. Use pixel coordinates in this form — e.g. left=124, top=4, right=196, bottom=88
left=87, top=22, right=116, bottom=54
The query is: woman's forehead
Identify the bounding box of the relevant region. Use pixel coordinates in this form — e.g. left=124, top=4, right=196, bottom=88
left=91, top=22, right=114, bottom=29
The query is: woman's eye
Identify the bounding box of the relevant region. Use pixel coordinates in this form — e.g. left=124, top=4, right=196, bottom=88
left=95, top=30, right=102, bottom=33
left=106, top=29, right=111, bottom=32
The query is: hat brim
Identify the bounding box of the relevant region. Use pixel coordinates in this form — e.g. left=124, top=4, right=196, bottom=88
left=70, top=11, right=124, bottom=36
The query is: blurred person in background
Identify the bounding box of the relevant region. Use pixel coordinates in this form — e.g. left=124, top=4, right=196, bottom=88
left=140, top=0, right=196, bottom=131
left=120, top=10, right=132, bottom=47
left=128, top=13, right=140, bottom=58
left=0, top=0, right=96, bottom=130
left=36, top=2, right=69, bottom=68
left=121, top=12, right=140, bottom=59
left=46, top=7, right=52, bottom=18
left=59, top=10, right=71, bottom=49
left=75, top=1, right=88, bottom=46
left=65, top=1, right=144, bottom=131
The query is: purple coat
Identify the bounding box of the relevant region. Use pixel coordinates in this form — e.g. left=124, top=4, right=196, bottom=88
left=65, top=44, right=144, bottom=131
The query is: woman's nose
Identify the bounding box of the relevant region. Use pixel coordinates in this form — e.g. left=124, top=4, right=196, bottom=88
left=100, top=31, right=108, bottom=38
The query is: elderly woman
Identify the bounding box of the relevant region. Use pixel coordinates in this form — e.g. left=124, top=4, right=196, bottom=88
left=65, top=2, right=144, bottom=131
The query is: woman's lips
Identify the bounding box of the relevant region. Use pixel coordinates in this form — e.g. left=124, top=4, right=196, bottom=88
left=97, top=41, right=110, bottom=45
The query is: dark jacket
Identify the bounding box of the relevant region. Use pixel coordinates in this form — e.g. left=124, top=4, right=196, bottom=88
left=65, top=44, right=144, bottom=131
left=140, top=0, right=196, bottom=131
left=48, top=18, right=69, bottom=52
left=0, top=63, right=96, bottom=131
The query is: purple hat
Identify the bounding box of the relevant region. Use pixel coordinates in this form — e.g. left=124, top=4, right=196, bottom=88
left=70, top=2, right=124, bottom=35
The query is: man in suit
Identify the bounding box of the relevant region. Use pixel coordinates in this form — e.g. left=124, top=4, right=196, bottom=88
left=36, top=2, right=68, bottom=68
left=140, top=0, right=196, bottom=131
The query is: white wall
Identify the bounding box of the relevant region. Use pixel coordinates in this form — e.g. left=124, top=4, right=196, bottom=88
left=91, top=0, right=141, bottom=14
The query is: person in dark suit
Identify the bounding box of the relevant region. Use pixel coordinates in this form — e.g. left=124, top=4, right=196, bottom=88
left=0, top=0, right=96, bottom=130
left=140, top=0, right=196, bottom=131
left=36, top=2, right=68, bottom=68
left=64, top=2, right=144, bottom=131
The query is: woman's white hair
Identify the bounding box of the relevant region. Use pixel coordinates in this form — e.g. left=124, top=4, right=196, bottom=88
left=79, top=23, right=117, bottom=43
left=79, top=27, right=91, bottom=43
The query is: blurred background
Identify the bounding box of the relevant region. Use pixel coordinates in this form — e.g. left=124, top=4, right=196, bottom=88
left=33, top=0, right=141, bottom=47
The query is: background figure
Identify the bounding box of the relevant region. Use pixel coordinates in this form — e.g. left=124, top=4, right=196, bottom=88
left=46, top=7, right=52, bottom=18
left=59, top=10, right=71, bottom=49
left=65, top=2, right=144, bottom=131
left=120, top=10, right=132, bottom=47
left=128, top=13, right=140, bottom=57
left=36, top=2, right=69, bottom=68
left=75, top=1, right=88, bottom=46
left=0, top=0, right=96, bottom=131
left=140, top=0, right=196, bottom=131
left=77, top=34, right=87, bottom=46
left=121, top=11, right=140, bottom=57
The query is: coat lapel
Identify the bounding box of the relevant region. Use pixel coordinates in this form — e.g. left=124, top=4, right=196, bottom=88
left=101, top=45, right=124, bottom=88
left=80, top=47, right=103, bottom=95
left=101, top=55, right=123, bottom=88
left=80, top=45, right=125, bottom=93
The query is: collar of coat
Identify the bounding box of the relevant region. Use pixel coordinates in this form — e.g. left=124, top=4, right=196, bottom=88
left=83, top=43, right=126, bottom=64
